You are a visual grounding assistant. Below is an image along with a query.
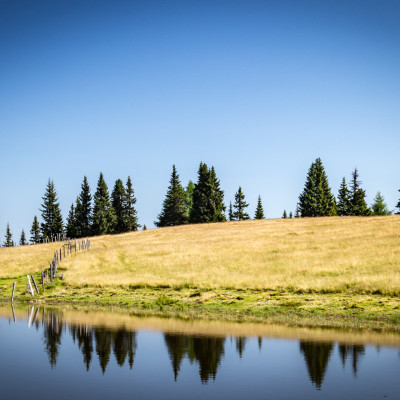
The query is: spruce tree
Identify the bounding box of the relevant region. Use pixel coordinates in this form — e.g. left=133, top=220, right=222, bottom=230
left=371, top=192, right=391, bottom=216
left=289, top=211, right=293, bottom=218
left=20, top=230, right=27, bottom=246
left=112, top=179, right=127, bottom=234
left=4, top=223, right=13, bottom=247
left=124, top=176, right=140, bottom=232
left=209, top=166, right=226, bottom=222
left=298, top=158, right=336, bottom=217
left=228, top=202, right=234, bottom=221
left=30, top=216, right=41, bottom=244
left=337, top=178, right=351, bottom=216
left=282, top=210, right=287, bottom=219
left=395, top=189, right=400, bottom=215
left=185, top=180, right=195, bottom=218
left=232, top=187, right=250, bottom=220
left=40, top=179, right=64, bottom=239
left=349, top=168, right=371, bottom=216
left=254, top=195, right=264, bottom=219
left=155, top=165, right=188, bottom=227
left=190, top=162, right=212, bottom=223
left=92, top=173, right=116, bottom=235
left=143, top=224, right=147, bottom=231
left=190, top=163, right=226, bottom=223
left=75, top=176, right=92, bottom=237
left=295, top=206, right=300, bottom=218
left=66, top=203, right=77, bottom=238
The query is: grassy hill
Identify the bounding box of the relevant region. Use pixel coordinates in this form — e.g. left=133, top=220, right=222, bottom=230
left=1, top=216, right=400, bottom=330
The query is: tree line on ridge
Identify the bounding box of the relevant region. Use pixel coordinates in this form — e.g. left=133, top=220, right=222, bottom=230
left=2, top=158, right=399, bottom=246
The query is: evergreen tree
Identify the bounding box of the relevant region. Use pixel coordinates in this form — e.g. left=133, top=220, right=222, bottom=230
left=112, top=179, right=127, bottom=234
left=228, top=202, right=233, bottom=221
left=40, top=179, right=64, bottom=239
left=185, top=180, right=195, bottom=218
left=282, top=210, right=287, bottom=219
left=190, top=163, right=226, bottom=223
left=30, top=216, right=41, bottom=244
left=190, top=162, right=210, bottom=223
left=92, top=173, right=116, bottom=235
left=254, top=195, right=264, bottom=219
left=232, top=187, right=250, bottom=220
left=349, top=168, right=371, bottom=216
left=75, top=176, right=92, bottom=237
left=124, top=176, right=140, bottom=232
left=298, top=158, right=336, bottom=217
left=337, top=178, right=351, bottom=216
left=155, top=165, right=188, bottom=227
left=20, top=229, right=27, bottom=246
left=289, top=211, right=293, bottom=219
left=208, top=166, right=226, bottom=222
left=4, top=223, right=13, bottom=247
left=371, top=192, right=391, bottom=216
left=295, top=205, right=300, bottom=218
left=66, top=203, right=77, bottom=238
left=143, top=224, right=147, bottom=231
left=396, top=189, right=400, bottom=215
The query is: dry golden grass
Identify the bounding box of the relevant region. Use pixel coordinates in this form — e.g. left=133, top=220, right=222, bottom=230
left=1, top=216, right=399, bottom=294
left=0, top=242, right=65, bottom=278
left=61, top=216, right=400, bottom=293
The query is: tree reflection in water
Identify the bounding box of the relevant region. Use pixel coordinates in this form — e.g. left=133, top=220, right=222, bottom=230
left=164, top=333, right=225, bottom=383
left=36, top=307, right=371, bottom=388
left=299, top=341, right=334, bottom=389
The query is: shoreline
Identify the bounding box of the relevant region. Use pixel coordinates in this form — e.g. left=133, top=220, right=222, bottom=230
left=2, top=283, right=400, bottom=333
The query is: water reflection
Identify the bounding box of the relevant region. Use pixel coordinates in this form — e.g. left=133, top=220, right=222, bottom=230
left=2, top=305, right=399, bottom=396
left=164, top=334, right=225, bottom=382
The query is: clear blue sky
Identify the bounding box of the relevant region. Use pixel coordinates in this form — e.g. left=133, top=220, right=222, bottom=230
left=1, top=0, right=399, bottom=240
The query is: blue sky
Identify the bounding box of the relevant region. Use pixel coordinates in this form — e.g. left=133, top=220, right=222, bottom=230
left=1, top=0, right=399, bottom=240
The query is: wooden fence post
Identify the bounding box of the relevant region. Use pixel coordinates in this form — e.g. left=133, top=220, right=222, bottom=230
left=11, top=282, right=16, bottom=302
left=27, top=275, right=34, bottom=296
left=31, top=275, right=39, bottom=294
left=41, top=272, right=45, bottom=292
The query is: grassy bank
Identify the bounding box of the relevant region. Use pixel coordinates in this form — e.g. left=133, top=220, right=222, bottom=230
left=1, top=216, right=399, bottom=331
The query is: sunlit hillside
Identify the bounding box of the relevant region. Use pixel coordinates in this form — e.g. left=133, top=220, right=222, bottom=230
left=2, top=216, right=398, bottom=294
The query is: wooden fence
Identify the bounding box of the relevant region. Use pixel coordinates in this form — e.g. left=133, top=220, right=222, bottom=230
left=10, top=238, right=91, bottom=302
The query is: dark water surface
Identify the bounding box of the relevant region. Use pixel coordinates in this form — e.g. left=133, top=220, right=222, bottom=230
left=0, top=306, right=399, bottom=399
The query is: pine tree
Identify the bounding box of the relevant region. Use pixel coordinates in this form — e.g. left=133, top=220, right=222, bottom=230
left=295, top=206, right=300, bottom=218
left=233, top=187, right=250, bottom=220
left=92, top=173, right=116, bottom=235
left=124, top=176, right=140, bottom=232
left=254, top=195, right=264, bottom=219
left=4, top=223, right=13, bottom=247
left=112, top=179, right=127, bottom=234
left=66, top=203, right=77, bottom=238
left=20, top=230, right=27, bottom=246
left=155, top=165, right=188, bottom=227
left=75, top=176, right=92, bottom=237
left=30, top=216, right=41, bottom=244
left=228, top=202, right=234, bottom=221
left=395, top=189, right=400, bottom=215
left=289, top=211, right=293, bottom=218
left=337, top=178, right=351, bottom=216
left=371, top=192, right=391, bottom=216
left=185, top=180, right=195, bottom=218
left=298, top=158, right=336, bottom=217
left=349, top=168, right=371, bottom=216
left=40, top=179, right=64, bottom=239
left=143, top=224, right=147, bottom=231
left=282, top=210, right=287, bottom=219
left=209, top=166, right=226, bottom=222
left=190, top=163, right=226, bottom=223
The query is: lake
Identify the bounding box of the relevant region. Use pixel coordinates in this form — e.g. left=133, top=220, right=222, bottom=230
left=0, top=305, right=399, bottom=399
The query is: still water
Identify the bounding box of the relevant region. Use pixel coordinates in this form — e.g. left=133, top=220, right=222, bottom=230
left=0, top=305, right=399, bottom=399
